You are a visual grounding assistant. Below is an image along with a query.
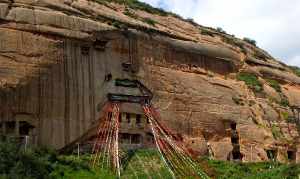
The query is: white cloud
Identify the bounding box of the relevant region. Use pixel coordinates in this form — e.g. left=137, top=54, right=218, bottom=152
left=289, top=55, right=300, bottom=67
left=140, top=0, right=300, bottom=67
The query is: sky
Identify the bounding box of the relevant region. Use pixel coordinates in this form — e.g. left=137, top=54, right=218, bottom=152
left=140, top=0, right=300, bottom=67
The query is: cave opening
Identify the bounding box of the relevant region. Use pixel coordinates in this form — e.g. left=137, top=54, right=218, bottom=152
left=266, top=149, right=277, bottom=161
left=126, top=113, right=130, bottom=123
left=136, top=114, right=141, bottom=125
left=230, top=122, right=237, bottom=130
left=81, top=46, right=90, bottom=55
left=19, top=121, right=34, bottom=136
left=232, top=151, right=242, bottom=160
left=287, top=150, right=296, bottom=161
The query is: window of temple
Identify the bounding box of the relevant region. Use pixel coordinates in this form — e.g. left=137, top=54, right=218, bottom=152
left=131, top=134, right=141, bottom=144
left=136, top=114, right=141, bottom=125
left=120, top=133, right=131, bottom=144
left=266, top=149, right=277, bottom=161
left=94, top=40, right=108, bottom=51
left=118, top=113, right=122, bottom=123
left=119, top=133, right=142, bottom=144
left=287, top=150, right=296, bottom=161
left=126, top=113, right=130, bottom=123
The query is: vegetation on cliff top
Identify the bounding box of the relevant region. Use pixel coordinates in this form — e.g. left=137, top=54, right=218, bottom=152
left=290, top=66, right=300, bottom=77
left=95, top=0, right=170, bottom=16
left=1, top=140, right=300, bottom=179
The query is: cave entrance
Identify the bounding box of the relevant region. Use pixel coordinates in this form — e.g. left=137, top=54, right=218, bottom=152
left=229, top=121, right=242, bottom=161
left=266, top=149, right=277, bottom=161
left=287, top=150, right=296, bottom=162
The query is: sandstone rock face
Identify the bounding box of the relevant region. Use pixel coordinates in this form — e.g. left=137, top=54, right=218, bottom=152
left=0, top=0, right=300, bottom=163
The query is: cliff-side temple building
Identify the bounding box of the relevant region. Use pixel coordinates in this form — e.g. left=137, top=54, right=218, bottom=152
left=0, top=0, right=300, bottom=163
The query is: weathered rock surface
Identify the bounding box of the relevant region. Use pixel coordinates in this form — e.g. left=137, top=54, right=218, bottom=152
left=0, top=0, right=300, bottom=163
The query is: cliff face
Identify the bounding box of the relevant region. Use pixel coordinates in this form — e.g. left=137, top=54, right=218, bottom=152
left=0, top=0, right=300, bottom=163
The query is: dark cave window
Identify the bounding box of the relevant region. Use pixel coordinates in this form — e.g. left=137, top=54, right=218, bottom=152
left=104, top=74, right=112, bottom=82
left=232, top=151, right=242, bottom=160
left=230, top=122, right=237, bottom=130
left=136, top=114, right=141, bottom=124
left=287, top=151, right=296, bottom=161
left=120, top=133, right=130, bottom=144
left=19, top=121, right=34, bottom=136
left=94, top=40, right=108, bottom=51
left=146, top=117, right=150, bottom=124
left=131, top=134, right=141, bottom=144
left=266, top=149, right=277, bottom=161
left=126, top=113, right=131, bottom=123
left=81, top=46, right=90, bottom=55
left=122, top=62, right=133, bottom=72
left=231, top=136, right=239, bottom=144
left=118, top=113, right=122, bottom=123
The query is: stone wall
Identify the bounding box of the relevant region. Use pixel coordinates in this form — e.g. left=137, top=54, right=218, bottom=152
left=0, top=20, right=300, bottom=163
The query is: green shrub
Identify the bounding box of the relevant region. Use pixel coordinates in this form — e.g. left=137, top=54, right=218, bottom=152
left=200, top=28, right=215, bottom=37
left=143, top=17, right=156, bottom=26
left=289, top=66, right=300, bottom=77
left=0, top=140, right=55, bottom=179
left=111, top=21, right=128, bottom=29
left=267, top=79, right=281, bottom=93
left=221, top=36, right=247, bottom=54
left=243, top=37, right=257, bottom=46
left=271, top=124, right=283, bottom=139
left=237, top=73, right=263, bottom=93
left=123, top=8, right=138, bottom=19
left=96, top=0, right=169, bottom=16
left=281, top=111, right=289, bottom=121
left=216, top=27, right=226, bottom=33
left=280, top=97, right=290, bottom=107
left=253, top=50, right=268, bottom=61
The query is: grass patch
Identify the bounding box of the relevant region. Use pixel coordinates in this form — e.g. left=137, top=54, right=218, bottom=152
left=2, top=141, right=300, bottom=178
left=204, top=159, right=300, bottom=179
left=281, top=111, right=289, bottom=121
left=111, top=20, right=128, bottom=29
left=266, top=79, right=281, bottom=93
left=280, top=97, right=290, bottom=107
left=143, top=17, right=156, bottom=26
left=237, top=72, right=263, bottom=93
left=271, top=124, right=283, bottom=140
left=200, top=28, right=215, bottom=37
